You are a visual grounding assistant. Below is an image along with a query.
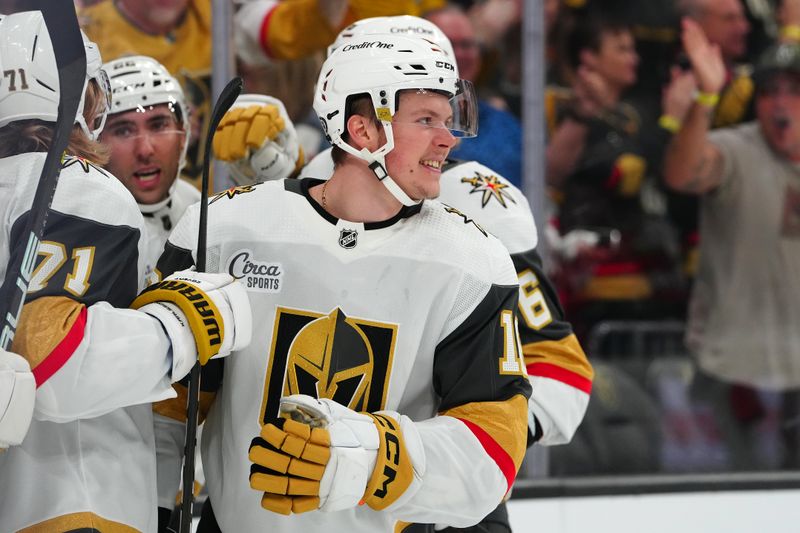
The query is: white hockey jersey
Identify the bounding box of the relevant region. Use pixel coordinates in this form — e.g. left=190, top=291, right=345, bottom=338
left=303, top=150, right=593, bottom=446
left=0, top=153, right=178, bottom=532
left=437, top=160, right=592, bottom=446
left=140, top=178, right=201, bottom=284
left=137, top=178, right=202, bottom=510
left=155, top=178, right=531, bottom=532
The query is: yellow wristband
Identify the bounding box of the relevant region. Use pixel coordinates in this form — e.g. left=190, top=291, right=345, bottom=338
left=781, top=24, right=800, bottom=42
left=694, top=90, right=720, bottom=108
left=658, top=115, right=681, bottom=133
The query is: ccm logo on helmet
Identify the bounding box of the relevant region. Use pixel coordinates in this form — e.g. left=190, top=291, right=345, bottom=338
left=436, top=61, right=455, bottom=71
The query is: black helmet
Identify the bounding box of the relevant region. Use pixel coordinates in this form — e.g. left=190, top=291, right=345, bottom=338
left=753, top=43, right=800, bottom=85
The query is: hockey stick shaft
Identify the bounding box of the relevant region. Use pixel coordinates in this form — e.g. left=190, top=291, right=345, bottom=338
left=0, top=1, right=86, bottom=351
left=177, top=76, right=243, bottom=533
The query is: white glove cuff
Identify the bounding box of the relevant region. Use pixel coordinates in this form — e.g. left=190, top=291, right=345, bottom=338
left=139, top=301, right=198, bottom=381
left=0, top=354, right=36, bottom=447
left=373, top=410, right=426, bottom=512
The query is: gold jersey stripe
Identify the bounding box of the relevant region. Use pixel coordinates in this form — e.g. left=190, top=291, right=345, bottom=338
left=522, top=333, right=594, bottom=381
left=12, top=296, right=84, bottom=370
left=18, top=512, right=140, bottom=532
left=442, top=394, right=528, bottom=472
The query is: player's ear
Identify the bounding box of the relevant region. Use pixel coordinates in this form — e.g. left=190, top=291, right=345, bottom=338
left=346, top=113, right=380, bottom=151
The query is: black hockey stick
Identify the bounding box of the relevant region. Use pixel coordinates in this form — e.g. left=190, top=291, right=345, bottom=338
left=0, top=1, right=86, bottom=351
left=173, top=76, right=243, bottom=533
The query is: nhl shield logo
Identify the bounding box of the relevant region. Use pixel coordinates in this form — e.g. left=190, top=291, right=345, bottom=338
left=339, top=228, right=358, bottom=249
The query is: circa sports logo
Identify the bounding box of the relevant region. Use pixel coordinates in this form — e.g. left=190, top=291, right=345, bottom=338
left=227, top=249, right=283, bottom=292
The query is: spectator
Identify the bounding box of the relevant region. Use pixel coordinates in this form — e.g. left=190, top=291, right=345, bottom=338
left=234, top=0, right=445, bottom=66
left=663, top=19, right=800, bottom=470
left=545, top=14, right=692, bottom=336
left=426, top=3, right=524, bottom=188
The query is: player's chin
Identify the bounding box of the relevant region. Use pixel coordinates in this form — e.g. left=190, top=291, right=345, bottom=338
left=420, top=181, right=441, bottom=200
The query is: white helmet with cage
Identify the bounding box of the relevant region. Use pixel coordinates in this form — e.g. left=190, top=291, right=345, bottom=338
left=103, top=55, right=190, bottom=175
left=329, top=15, right=457, bottom=66
left=0, top=10, right=111, bottom=139
left=314, top=34, right=478, bottom=206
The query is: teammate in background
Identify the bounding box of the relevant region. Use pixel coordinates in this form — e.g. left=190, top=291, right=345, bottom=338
left=99, top=54, right=204, bottom=526
left=100, top=55, right=199, bottom=284
left=156, top=33, right=530, bottom=532
left=217, top=15, right=593, bottom=533
left=0, top=19, right=36, bottom=451
left=80, top=0, right=212, bottom=184
left=0, top=11, right=250, bottom=531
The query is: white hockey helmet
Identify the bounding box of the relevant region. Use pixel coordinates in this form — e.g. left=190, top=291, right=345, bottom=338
left=0, top=11, right=111, bottom=139
left=328, top=16, right=457, bottom=66
left=104, top=55, right=190, bottom=173
left=314, top=34, right=478, bottom=206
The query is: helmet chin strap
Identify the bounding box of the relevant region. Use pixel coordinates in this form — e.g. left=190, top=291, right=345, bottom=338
left=340, top=129, right=420, bottom=207
left=138, top=180, right=177, bottom=214
left=367, top=159, right=420, bottom=207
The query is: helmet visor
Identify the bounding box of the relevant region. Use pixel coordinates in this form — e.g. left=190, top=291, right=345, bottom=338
left=448, top=79, right=478, bottom=138
left=88, top=67, right=112, bottom=135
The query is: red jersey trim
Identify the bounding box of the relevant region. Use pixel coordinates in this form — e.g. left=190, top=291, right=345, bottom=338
left=456, top=417, right=516, bottom=492
left=259, top=4, right=279, bottom=59
left=527, top=362, right=593, bottom=394
left=32, top=306, right=87, bottom=387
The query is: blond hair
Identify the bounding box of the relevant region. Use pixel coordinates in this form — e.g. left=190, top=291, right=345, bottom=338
left=0, top=79, right=109, bottom=163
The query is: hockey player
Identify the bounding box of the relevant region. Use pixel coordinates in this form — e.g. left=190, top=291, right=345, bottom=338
left=216, top=16, right=593, bottom=533
left=100, top=54, right=207, bottom=524
left=100, top=55, right=199, bottom=284
left=155, top=34, right=530, bottom=532
left=0, top=11, right=250, bottom=532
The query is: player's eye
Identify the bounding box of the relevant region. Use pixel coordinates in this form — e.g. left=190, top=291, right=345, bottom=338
left=109, top=125, right=135, bottom=138
left=150, top=118, right=171, bottom=132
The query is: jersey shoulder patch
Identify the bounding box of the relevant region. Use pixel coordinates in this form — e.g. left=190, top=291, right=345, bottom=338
left=441, top=160, right=518, bottom=210
left=61, top=154, right=112, bottom=179
left=441, top=203, right=488, bottom=237
left=209, top=184, right=259, bottom=205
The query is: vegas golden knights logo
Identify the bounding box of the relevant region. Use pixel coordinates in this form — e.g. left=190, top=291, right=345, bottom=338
left=259, top=307, right=397, bottom=424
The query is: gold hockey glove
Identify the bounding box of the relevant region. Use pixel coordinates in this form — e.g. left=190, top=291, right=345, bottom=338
left=248, top=394, right=425, bottom=514
left=132, top=270, right=252, bottom=381
left=213, top=95, right=303, bottom=185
